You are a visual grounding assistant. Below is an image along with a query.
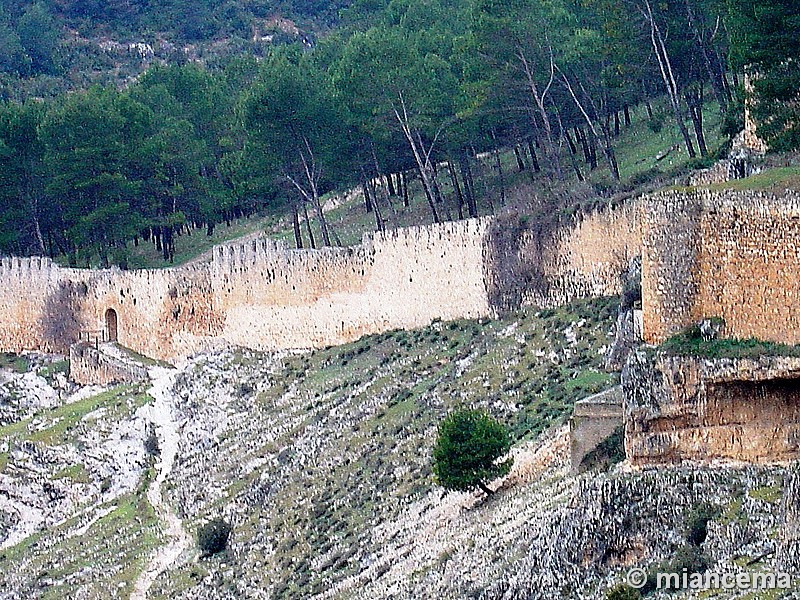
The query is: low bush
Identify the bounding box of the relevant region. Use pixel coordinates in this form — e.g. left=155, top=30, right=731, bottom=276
left=686, top=502, right=721, bottom=546
left=660, top=322, right=800, bottom=359
left=144, top=427, right=160, bottom=457
left=606, top=584, right=642, bottom=600
left=198, top=518, right=232, bottom=557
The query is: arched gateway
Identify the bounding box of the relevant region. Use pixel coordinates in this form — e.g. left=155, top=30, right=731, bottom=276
left=105, top=308, right=118, bottom=342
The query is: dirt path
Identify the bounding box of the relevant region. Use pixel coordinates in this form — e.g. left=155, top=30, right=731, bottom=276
left=131, top=366, right=191, bottom=600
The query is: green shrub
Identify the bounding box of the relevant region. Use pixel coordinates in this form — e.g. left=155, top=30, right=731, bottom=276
left=642, top=545, right=709, bottom=593
left=647, top=112, right=665, bottom=133
left=432, top=408, right=513, bottom=496
left=670, top=545, right=709, bottom=575
left=144, top=426, right=160, bottom=457
left=198, top=518, right=232, bottom=557
left=687, top=156, right=717, bottom=171
left=628, top=167, right=662, bottom=188
left=0, top=353, right=30, bottom=373
left=686, top=502, right=720, bottom=546
left=606, top=584, right=642, bottom=600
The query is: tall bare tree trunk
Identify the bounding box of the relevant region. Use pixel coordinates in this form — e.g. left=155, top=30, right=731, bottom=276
left=29, top=198, right=45, bottom=255
left=513, top=146, right=526, bottom=172
left=685, top=84, right=708, bottom=156
left=362, top=171, right=384, bottom=233
left=292, top=206, right=303, bottom=249
left=401, top=171, right=410, bottom=208
left=642, top=0, right=696, bottom=158
left=302, top=202, right=316, bottom=249
left=393, top=95, right=441, bottom=223
left=517, top=47, right=562, bottom=179
left=372, top=146, right=398, bottom=224
left=459, top=152, right=478, bottom=218
left=683, top=0, right=730, bottom=113
left=558, top=68, right=620, bottom=179
left=447, top=160, right=465, bottom=220
left=526, top=140, right=541, bottom=174
left=491, top=130, right=506, bottom=206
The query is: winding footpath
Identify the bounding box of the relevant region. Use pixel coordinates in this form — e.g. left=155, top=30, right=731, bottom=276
left=131, top=366, right=191, bottom=600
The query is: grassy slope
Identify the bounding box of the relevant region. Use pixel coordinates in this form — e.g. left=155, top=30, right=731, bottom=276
left=0, top=384, right=161, bottom=599
left=0, top=298, right=616, bottom=598
left=0, top=481, right=162, bottom=600
left=660, top=327, right=800, bottom=359
left=148, top=297, right=618, bottom=598
left=707, top=165, right=800, bottom=192
left=1, top=297, right=794, bottom=599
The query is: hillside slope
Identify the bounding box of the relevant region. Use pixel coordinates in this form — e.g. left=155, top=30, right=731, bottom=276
left=0, top=297, right=796, bottom=599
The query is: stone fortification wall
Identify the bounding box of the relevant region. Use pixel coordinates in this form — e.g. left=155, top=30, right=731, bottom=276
left=69, top=343, right=149, bottom=385
left=0, top=206, right=645, bottom=362
left=539, top=202, right=642, bottom=305
left=0, top=219, right=496, bottom=361
left=209, top=218, right=494, bottom=352
left=569, top=387, right=623, bottom=471
left=483, top=201, right=642, bottom=312
left=623, top=350, right=800, bottom=466
left=73, top=264, right=223, bottom=361
left=0, top=257, right=73, bottom=353
left=642, top=189, right=800, bottom=345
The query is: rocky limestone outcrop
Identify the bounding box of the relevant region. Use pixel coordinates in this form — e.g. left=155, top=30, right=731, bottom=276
left=135, top=347, right=795, bottom=600
left=605, top=257, right=643, bottom=371
left=623, top=350, right=800, bottom=466
left=1, top=342, right=797, bottom=599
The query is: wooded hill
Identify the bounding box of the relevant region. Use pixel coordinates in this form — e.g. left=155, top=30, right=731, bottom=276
left=0, top=0, right=797, bottom=266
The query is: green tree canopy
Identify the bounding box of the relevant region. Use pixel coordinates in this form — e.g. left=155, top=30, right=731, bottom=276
left=432, top=408, right=513, bottom=496
left=242, top=51, right=349, bottom=246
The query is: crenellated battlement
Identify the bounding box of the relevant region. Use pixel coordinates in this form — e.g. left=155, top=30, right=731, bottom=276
left=0, top=256, right=58, bottom=277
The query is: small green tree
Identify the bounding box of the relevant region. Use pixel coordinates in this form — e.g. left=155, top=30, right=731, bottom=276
left=432, top=408, right=513, bottom=496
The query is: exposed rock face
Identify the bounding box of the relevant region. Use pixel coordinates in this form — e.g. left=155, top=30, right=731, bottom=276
left=605, top=256, right=643, bottom=371
left=1, top=339, right=798, bottom=599
left=0, top=384, right=152, bottom=553
left=474, top=466, right=786, bottom=600
left=137, top=346, right=792, bottom=600
left=0, top=367, right=59, bottom=428
left=605, top=309, right=643, bottom=371
left=623, top=350, right=800, bottom=466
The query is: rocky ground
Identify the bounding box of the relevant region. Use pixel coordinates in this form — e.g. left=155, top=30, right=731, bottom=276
left=0, top=298, right=798, bottom=599
left=0, top=358, right=161, bottom=598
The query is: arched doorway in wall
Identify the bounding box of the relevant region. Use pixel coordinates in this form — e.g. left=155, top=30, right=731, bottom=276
left=105, top=308, right=118, bottom=342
